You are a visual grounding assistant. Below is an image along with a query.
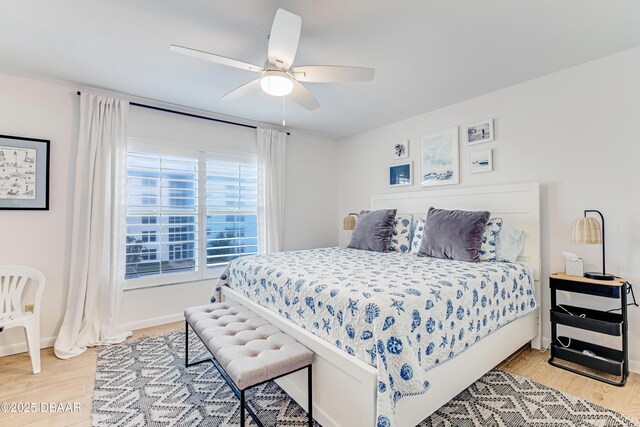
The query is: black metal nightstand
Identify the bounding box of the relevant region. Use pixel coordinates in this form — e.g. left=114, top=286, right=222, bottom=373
left=548, top=273, right=629, bottom=386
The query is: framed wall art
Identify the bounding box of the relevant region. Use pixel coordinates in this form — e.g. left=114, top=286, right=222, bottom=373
left=466, top=119, right=494, bottom=145
left=0, top=134, right=50, bottom=210
left=393, top=139, right=409, bottom=159
left=389, top=161, right=412, bottom=187
left=469, top=149, right=493, bottom=174
left=420, top=127, right=459, bottom=187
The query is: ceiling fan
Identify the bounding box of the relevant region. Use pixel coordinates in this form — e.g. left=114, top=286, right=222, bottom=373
left=169, top=8, right=375, bottom=111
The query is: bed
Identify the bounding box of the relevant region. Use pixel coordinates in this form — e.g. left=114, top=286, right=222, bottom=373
left=215, top=183, right=541, bottom=427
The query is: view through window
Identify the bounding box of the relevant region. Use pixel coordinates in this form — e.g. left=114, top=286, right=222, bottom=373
left=125, top=148, right=258, bottom=284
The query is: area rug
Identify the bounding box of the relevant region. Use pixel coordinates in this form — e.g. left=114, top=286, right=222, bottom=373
left=92, top=330, right=639, bottom=426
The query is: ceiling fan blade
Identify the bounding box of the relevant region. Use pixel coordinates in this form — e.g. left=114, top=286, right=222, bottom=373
left=221, top=79, right=262, bottom=101
left=293, top=65, right=375, bottom=82
left=170, top=44, right=263, bottom=73
left=289, top=80, right=320, bottom=110
left=267, top=9, right=301, bottom=70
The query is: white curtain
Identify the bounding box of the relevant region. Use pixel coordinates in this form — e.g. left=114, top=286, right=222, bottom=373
left=54, top=93, right=132, bottom=359
left=257, top=128, right=287, bottom=254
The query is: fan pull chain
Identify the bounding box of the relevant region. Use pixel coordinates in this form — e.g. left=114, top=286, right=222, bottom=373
left=282, top=96, right=286, bottom=127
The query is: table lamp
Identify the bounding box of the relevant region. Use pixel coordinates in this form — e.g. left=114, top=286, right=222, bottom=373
left=570, top=209, right=615, bottom=280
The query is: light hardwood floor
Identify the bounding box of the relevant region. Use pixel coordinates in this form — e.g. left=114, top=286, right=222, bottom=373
left=1, top=323, right=638, bottom=426
left=498, top=345, right=640, bottom=420
left=0, top=322, right=179, bottom=427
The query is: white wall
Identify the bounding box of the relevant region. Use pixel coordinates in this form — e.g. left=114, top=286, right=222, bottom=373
left=0, top=74, right=78, bottom=355
left=284, top=132, right=339, bottom=251
left=0, top=73, right=339, bottom=354
left=337, top=47, right=640, bottom=369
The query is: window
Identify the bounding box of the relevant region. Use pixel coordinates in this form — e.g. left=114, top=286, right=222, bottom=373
left=205, top=159, right=259, bottom=269
left=125, top=151, right=198, bottom=281
left=140, top=248, right=158, bottom=261
left=141, top=216, right=157, bottom=224
left=124, top=143, right=258, bottom=288
left=141, top=231, right=157, bottom=243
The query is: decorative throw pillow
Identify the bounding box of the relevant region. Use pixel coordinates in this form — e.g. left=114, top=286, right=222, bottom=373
left=347, top=209, right=397, bottom=252
left=496, top=224, right=526, bottom=262
left=410, top=218, right=425, bottom=254
left=418, top=208, right=490, bottom=262
left=479, top=217, right=503, bottom=261
left=389, top=215, right=413, bottom=253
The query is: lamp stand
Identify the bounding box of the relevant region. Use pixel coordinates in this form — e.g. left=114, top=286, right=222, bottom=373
left=583, top=210, right=615, bottom=281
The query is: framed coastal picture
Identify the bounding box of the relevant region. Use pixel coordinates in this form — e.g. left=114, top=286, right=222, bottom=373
left=469, top=149, right=493, bottom=174
left=0, top=134, right=50, bottom=210
left=466, top=118, right=494, bottom=145
left=420, top=127, right=459, bottom=187
left=393, top=139, right=409, bottom=159
left=389, top=161, right=412, bottom=187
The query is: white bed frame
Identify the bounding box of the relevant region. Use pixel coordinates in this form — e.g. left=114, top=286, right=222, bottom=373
left=221, top=182, right=541, bottom=427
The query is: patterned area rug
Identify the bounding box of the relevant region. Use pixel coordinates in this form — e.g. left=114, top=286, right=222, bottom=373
left=92, top=330, right=639, bottom=426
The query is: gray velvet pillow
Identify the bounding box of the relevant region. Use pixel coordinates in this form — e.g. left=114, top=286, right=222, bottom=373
left=418, top=208, right=490, bottom=262
left=348, top=209, right=397, bottom=252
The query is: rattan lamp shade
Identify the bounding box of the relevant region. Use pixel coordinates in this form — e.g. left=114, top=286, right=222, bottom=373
left=570, top=210, right=613, bottom=280
left=343, top=215, right=356, bottom=230
left=571, top=216, right=602, bottom=244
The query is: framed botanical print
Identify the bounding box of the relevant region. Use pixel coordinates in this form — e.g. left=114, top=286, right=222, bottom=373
left=0, top=134, right=50, bottom=210
left=393, top=139, right=409, bottom=159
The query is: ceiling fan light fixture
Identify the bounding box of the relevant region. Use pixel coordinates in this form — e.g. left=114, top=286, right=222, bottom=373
left=260, top=71, right=293, bottom=96
left=171, top=8, right=374, bottom=110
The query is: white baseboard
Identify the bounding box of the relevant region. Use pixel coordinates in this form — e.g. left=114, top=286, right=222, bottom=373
left=541, top=335, right=639, bottom=374
left=117, top=312, right=184, bottom=332
left=0, top=336, right=57, bottom=358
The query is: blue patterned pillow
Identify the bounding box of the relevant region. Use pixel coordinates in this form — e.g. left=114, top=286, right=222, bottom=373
left=389, top=215, right=413, bottom=253
left=410, top=218, right=426, bottom=254
left=479, top=217, right=503, bottom=261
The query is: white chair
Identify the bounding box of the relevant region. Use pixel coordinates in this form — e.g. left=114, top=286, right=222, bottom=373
left=0, top=265, right=46, bottom=374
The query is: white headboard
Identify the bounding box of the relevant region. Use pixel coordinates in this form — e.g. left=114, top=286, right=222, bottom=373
left=371, top=182, right=541, bottom=281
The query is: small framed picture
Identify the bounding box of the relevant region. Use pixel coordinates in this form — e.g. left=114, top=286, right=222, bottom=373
left=469, top=149, right=493, bottom=174
left=466, top=119, right=494, bottom=145
left=389, top=161, right=412, bottom=187
left=393, top=139, right=409, bottom=159
left=0, top=134, right=50, bottom=210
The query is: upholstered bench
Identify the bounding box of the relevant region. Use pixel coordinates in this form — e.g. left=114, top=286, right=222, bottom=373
left=184, top=301, right=314, bottom=427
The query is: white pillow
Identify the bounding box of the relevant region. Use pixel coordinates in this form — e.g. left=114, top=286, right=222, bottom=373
left=496, top=224, right=526, bottom=262
left=410, top=218, right=425, bottom=254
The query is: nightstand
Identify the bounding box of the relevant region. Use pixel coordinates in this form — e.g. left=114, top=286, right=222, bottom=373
left=548, top=273, right=629, bottom=386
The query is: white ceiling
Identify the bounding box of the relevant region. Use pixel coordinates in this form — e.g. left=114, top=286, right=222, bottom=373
left=1, top=1, right=639, bottom=139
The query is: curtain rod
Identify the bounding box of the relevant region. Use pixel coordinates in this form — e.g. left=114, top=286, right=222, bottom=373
left=75, top=91, right=290, bottom=135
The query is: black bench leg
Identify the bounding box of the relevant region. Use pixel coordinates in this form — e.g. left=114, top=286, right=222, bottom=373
left=185, top=321, right=212, bottom=368
left=308, top=365, right=313, bottom=426
left=240, top=389, right=246, bottom=427
left=185, top=320, right=189, bottom=367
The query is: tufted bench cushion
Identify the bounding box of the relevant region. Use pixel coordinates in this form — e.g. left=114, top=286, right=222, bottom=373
left=184, top=301, right=314, bottom=390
